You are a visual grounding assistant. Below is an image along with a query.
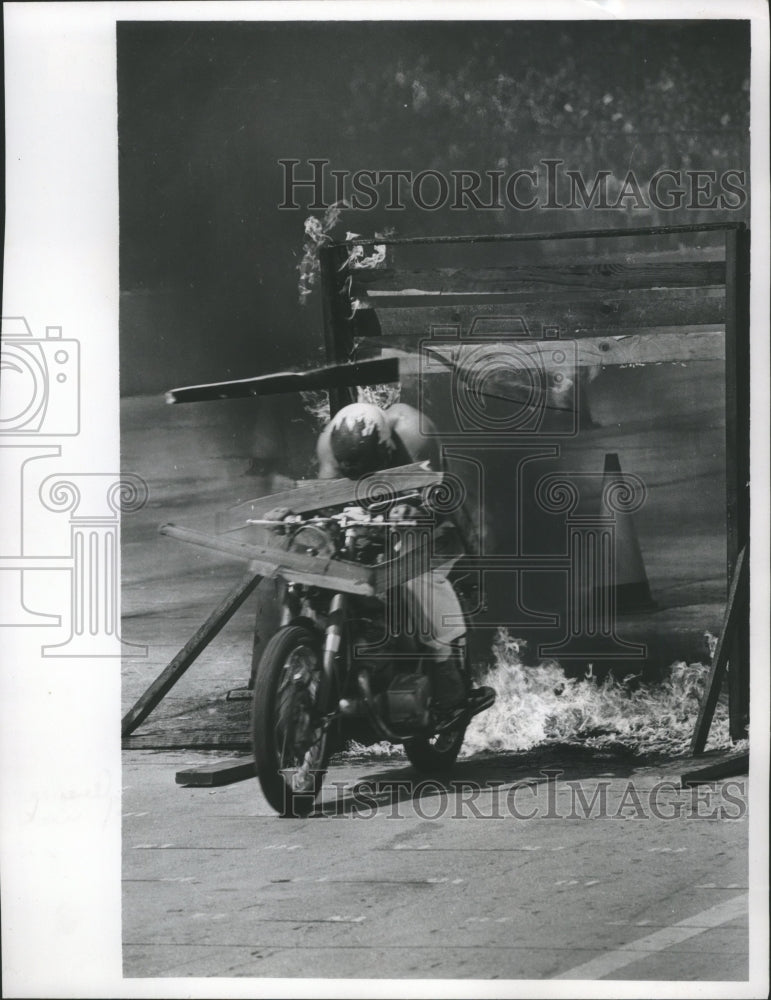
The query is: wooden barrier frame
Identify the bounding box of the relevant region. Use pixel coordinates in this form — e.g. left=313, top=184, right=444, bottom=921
left=319, top=222, right=750, bottom=742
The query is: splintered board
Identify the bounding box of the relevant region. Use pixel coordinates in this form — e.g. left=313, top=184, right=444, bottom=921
left=175, top=757, right=256, bottom=787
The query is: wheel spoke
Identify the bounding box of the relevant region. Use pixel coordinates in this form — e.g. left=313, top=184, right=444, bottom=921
left=273, top=644, right=326, bottom=783
left=254, top=625, right=335, bottom=816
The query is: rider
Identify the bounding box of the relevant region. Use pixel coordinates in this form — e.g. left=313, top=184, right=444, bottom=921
left=315, top=400, right=472, bottom=711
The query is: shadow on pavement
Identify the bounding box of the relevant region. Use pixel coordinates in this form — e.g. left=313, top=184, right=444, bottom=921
left=315, top=744, right=654, bottom=818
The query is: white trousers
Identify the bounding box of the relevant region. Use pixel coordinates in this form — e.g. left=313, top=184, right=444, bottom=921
left=401, top=565, right=466, bottom=660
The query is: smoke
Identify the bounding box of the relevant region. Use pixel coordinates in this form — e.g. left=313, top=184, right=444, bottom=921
left=357, top=383, right=401, bottom=409
left=298, top=389, right=331, bottom=429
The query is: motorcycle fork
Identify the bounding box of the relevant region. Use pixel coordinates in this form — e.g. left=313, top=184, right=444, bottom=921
left=320, top=592, right=346, bottom=707
left=280, top=583, right=301, bottom=626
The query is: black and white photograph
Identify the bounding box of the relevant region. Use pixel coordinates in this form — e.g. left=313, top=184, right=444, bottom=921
left=1, top=3, right=769, bottom=996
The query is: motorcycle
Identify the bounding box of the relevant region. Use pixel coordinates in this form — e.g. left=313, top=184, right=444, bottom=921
left=150, top=361, right=496, bottom=816
left=239, top=461, right=495, bottom=816
left=159, top=460, right=494, bottom=816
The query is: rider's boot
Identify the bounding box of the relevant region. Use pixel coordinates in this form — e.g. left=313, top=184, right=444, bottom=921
left=431, top=639, right=495, bottom=718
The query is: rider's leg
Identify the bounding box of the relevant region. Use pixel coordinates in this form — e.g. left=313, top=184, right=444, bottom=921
left=402, top=570, right=467, bottom=710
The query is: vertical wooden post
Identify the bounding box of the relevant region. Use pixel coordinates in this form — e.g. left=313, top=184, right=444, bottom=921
left=723, top=225, right=751, bottom=741
left=690, top=547, right=748, bottom=755
left=320, top=243, right=357, bottom=416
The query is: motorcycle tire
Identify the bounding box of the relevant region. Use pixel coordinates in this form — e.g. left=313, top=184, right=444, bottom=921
left=252, top=624, right=332, bottom=817
left=403, top=723, right=467, bottom=774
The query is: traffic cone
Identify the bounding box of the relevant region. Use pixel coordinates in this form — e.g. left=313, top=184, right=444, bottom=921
left=598, top=453, right=656, bottom=614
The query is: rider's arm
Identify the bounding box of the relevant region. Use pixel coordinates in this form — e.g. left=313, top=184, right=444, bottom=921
left=316, top=422, right=340, bottom=479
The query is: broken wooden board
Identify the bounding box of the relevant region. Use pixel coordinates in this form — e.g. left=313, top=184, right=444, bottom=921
left=123, top=731, right=251, bottom=751
left=166, top=356, right=399, bottom=404
left=160, top=520, right=445, bottom=600
left=121, top=567, right=264, bottom=738
left=680, top=751, right=749, bottom=787
left=223, top=460, right=443, bottom=524
left=176, top=757, right=256, bottom=787
left=159, top=523, right=377, bottom=596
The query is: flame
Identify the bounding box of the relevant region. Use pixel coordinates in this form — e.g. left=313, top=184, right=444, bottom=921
left=462, top=629, right=735, bottom=757
left=342, top=628, right=740, bottom=760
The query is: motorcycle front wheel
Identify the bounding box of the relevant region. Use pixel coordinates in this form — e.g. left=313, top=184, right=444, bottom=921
left=252, top=624, right=332, bottom=817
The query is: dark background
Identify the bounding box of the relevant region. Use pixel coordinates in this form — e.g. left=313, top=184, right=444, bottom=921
left=117, top=19, right=750, bottom=396
left=118, top=20, right=749, bottom=671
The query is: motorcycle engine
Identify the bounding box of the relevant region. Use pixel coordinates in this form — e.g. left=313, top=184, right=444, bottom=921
left=385, top=673, right=431, bottom=728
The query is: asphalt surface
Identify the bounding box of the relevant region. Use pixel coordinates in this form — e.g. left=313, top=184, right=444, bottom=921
left=123, top=748, right=749, bottom=982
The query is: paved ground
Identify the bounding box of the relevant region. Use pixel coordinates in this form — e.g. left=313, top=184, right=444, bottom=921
left=123, top=748, right=749, bottom=982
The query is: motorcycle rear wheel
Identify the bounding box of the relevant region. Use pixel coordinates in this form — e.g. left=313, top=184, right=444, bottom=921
left=404, top=640, right=469, bottom=774
left=252, top=624, right=331, bottom=817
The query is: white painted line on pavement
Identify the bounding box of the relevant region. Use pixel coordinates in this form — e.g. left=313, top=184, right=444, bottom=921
left=553, top=892, right=748, bottom=980
left=694, top=882, right=747, bottom=889
left=272, top=875, right=466, bottom=885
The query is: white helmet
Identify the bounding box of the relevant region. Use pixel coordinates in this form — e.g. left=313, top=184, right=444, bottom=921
left=326, top=402, right=395, bottom=479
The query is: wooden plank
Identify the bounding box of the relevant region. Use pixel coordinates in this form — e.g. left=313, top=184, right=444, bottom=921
left=359, top=290, right=713, bottom=309
left=383, top=330, right=725, bottom=374
left=159, top=523, right=376, bottom=597
left=176, top=758, right=256, bottom=787
left=163, top=515, right=453, bottom=599
left=225, top=461, right=443, bottom=522
left=165, top=357, right=398, bottom=404
left=338, top=221, right=743, bottom=248
left=350, top=246, right=726, bottom=270
left=548, top=246, right=725, bottom=264
left=123, top=732, right=251, bottom=751
left=690, top=546, right=748, bottom=755
left=680, top=752, right=748, bottom=786
left=365, top=288, right=725, bottom=336
left=351, top=261, right=725, bottom=300
left=121, top=569, right=264, bottom=737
